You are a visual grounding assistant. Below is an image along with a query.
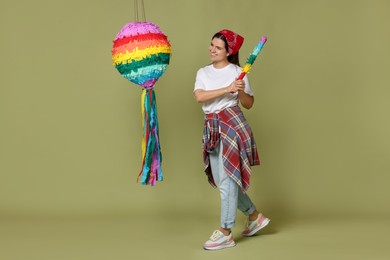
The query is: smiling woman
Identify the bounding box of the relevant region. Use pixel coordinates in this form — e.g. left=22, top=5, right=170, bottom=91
left=194, top=31, right=254, bottom=109
left=210, top=30, right=243, bottom=67
left=209, top=38, right=228, bottom=65
left=193, top=29, right=270, bottom=250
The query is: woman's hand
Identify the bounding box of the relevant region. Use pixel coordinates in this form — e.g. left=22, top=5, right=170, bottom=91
left=228, top=79, right=245, bottom=93
left=230, top=79, right=254, bottom=109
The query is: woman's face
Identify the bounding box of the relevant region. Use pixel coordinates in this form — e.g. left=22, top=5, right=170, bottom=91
left=209, top=37, right=229, bottom=63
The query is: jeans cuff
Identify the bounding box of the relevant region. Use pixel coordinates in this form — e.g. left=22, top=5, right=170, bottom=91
left=243, top=205, right=257, bottom=216
left=222, top=221, right=236, bottom=229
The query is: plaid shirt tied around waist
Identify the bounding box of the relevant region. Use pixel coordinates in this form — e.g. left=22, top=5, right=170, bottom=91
left=203, top=106, right=260, bottom=192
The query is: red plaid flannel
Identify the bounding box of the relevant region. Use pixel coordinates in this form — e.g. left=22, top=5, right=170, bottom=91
left=202, top=106, right=260, bottom=192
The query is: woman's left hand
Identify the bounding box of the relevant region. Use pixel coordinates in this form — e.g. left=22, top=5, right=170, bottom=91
left=229, top=79, right=245, bottom=93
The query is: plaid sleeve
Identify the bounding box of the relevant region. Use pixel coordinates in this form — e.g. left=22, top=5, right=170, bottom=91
left=220, top=106, right=260, bottom=192
left=201, top=106, right=260, bottom=192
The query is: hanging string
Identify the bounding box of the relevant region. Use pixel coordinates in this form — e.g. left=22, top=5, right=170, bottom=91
left=134, top=0, right=146, bottom=22
left=134, top=0, right=138, bottom=21
left=140, top=0, right=146, bottom=21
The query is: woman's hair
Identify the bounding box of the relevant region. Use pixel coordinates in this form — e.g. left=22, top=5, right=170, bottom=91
left=212, top=32, right=240, bottom=66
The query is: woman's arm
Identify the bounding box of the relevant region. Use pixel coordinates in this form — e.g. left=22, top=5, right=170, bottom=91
left=193, top=87, right=230, bottom=103
left=238, top=90, right=254, bottom=109
left=194, top=79, right=254, bottom=109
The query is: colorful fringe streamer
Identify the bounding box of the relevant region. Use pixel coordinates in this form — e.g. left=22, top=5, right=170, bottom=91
left=112, top=22, right=171, bottom=186
left=238, top=36, right=267, bottom=80
left=138, top=89, right=162, bottom=185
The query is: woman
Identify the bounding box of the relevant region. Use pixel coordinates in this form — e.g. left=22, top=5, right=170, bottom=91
left=194, top=29, right=270, bottom=250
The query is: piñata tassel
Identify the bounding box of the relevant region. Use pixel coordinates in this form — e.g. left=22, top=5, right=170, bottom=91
left=138, top=89, right=163, bottom=185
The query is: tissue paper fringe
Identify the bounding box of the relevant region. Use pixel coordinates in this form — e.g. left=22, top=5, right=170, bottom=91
left=138, top=89, right=163, bottom=185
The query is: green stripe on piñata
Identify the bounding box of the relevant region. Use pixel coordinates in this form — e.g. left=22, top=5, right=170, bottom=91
left=115, top=53, right=170, bottom=75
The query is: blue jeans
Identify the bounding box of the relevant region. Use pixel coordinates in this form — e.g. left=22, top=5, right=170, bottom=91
left=209, top=142, right=257, bottom=229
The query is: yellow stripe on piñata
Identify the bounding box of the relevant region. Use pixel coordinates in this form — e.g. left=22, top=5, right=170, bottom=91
left=112, top=39, right=170, bottom=56
left=112, top=45, right=171, bottom=65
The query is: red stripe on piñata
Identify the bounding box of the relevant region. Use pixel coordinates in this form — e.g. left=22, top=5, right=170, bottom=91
left=113, top=33, right=168, bottom=49
left=112, top=39, right=170, bottom=56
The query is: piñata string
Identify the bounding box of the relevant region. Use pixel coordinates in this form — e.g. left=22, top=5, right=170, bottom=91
left=134, top=0, right=146, bottom=22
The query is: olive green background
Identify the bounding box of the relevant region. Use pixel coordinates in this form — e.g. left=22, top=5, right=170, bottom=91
left=1, top=0, right=390, bottom=259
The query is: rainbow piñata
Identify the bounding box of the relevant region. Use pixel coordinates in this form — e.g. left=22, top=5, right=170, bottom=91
left=112, top=22, right=171, bottom=186
left=112, top=22, right=171, bottom=89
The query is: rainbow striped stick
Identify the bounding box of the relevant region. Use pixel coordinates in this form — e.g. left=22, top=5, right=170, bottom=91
left=237, top=36, right=267, bottom=80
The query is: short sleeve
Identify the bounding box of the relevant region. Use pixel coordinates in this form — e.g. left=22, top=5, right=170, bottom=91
left=243, top=74, right=254, bottom=96
left=194, top=68, right=205, bottom=91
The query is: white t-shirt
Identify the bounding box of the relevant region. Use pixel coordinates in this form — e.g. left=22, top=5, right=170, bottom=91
left=194, top=63, right=254, bottom=114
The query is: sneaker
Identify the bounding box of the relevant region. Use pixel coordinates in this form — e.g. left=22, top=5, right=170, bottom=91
left=203, top=230, right=236, bottom=250
left=242, top=214, right=270, bottom=237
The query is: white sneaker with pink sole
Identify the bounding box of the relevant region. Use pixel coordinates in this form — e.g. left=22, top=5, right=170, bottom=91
left=203, top=230, right=236, bottom=250
left=242, top=214, right=270, bottom=237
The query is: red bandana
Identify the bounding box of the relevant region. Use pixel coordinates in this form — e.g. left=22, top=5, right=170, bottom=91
left=219, top=29, right=244, bottom=55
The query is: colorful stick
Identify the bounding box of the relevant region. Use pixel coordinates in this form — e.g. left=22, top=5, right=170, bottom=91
left=237, top=36, right=267, bottom=80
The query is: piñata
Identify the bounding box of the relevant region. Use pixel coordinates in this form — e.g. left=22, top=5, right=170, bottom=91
left=112, top=21, right=171, bottom=186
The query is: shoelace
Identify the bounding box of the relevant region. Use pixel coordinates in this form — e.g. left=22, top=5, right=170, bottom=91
left=210, top=231, right=222, bottom=240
